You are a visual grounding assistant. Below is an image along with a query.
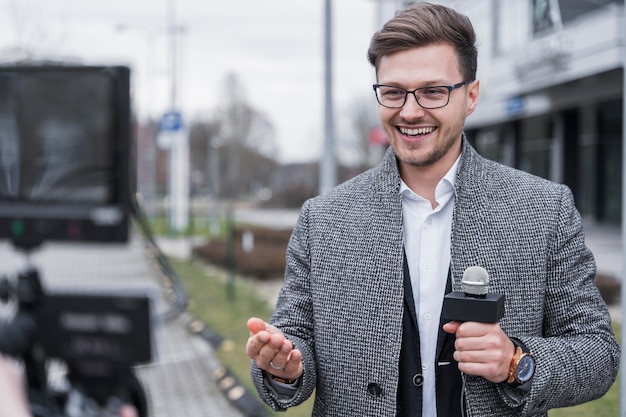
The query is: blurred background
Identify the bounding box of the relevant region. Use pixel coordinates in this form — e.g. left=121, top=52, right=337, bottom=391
left=0, top=0, right=623, bottom=416
left=0, top=0, right=621, bottom=230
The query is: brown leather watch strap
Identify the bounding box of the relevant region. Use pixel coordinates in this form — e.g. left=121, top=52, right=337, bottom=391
left=263, top=370, right=298, bottom=385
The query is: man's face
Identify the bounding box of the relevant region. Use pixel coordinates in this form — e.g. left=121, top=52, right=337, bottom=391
left=376, top=43, right=479, bottom=171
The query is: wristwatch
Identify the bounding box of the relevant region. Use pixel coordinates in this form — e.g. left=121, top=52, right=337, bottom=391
left=507, top=338, right=536, bottom=388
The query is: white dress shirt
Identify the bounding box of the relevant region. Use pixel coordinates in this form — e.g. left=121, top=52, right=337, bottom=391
left=400, top=156, right=459, bottom=417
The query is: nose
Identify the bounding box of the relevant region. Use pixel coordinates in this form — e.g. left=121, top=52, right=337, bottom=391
left=400, top=93, right=427, bottom=118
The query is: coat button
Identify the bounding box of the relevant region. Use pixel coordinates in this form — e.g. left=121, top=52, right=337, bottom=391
left=412, top=373, right=424, bottom=387
left=367, top=382, right=382, bottom=397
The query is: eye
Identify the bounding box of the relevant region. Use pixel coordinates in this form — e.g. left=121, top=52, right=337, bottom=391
left=421, top=87, right=448, bottom=97
left=380, top=87, right=405, bottom=99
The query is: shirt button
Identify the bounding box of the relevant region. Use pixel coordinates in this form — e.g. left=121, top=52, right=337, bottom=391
left=412, top=374, right=424, bottom=387
left=423, top=262, right=431, bottom=270
left=424, top=313, right=432, bottom=320
left=367, top=382, right=382, bottom=397
left=426, top=218, right=432, bottom=225
left=422, top=364, right=428, bottom=370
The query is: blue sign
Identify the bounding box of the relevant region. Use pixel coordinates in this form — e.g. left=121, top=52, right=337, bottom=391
left=160, top=111, right=183, bottom=132
left=505, top=97, right=525, bottom=115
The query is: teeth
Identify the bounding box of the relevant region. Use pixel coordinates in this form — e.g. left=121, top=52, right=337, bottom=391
left=400, top=126, right=435, bottom=136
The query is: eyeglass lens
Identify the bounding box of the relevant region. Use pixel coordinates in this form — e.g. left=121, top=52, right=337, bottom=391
left=375, top=86, right=451, bottom=109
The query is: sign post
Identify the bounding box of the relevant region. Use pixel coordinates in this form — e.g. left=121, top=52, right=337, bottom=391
left=158, top=110, right=189, bottom=234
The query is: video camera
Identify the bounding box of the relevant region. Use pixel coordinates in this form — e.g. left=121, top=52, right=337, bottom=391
left=0, top=64, right=152, bottom=417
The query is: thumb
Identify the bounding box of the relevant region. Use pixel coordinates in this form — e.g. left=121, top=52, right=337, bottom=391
left=247, top=317, right=269, bottom=335
left=442, top=321, right=461, bottom=334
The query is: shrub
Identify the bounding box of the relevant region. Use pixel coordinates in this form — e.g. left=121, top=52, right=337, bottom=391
left=596, top=273, right=620, bottom=306
left=193, top=226, right=292, bottom=280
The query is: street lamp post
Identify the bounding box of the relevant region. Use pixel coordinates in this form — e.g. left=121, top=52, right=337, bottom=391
left=619, top=7, right=626, bottom=417
left=320, top=0, right=337, bottom=194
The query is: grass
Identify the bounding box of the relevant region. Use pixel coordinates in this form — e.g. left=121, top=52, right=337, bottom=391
left=170, top=257, right=621, bottom=416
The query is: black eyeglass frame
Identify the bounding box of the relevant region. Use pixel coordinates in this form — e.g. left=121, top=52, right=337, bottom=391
left=372, top=80, right=474, bottom=109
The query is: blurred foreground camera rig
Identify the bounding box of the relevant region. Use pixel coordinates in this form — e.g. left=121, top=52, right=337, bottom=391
left=0, top=64, right=153, bottom=417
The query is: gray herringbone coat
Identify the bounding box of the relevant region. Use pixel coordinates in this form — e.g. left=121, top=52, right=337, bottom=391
left=251, top=139, right=620, bottom=416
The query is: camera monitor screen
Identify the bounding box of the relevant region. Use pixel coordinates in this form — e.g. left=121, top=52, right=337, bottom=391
left=0, top=65, right=131, bottom=246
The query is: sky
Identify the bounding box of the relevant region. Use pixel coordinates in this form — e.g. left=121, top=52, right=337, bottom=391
left=0, top=0, right=382, bottom=163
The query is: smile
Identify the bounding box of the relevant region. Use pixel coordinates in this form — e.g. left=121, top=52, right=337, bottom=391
left=398, top=126, right=436, bottom=136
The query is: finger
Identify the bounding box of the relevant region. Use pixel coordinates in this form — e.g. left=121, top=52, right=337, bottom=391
left=247, top=317, right=285, bottom=337
left=267, top=337, right=294, bottom=369
left=456, top=360, right=500, bottom=378
left=247, top=317, right=269, bottom=335
left=259, top=333, right=290, bottom=364
left=255, top=333, right=288, bottom=363
left=246, top=330, right=274, bottom=359
left=271, top=348, right=304, bottom=380
left=284, top=348, right=303, bottom=374
left=455, top=321, right=500, bottom=338
left=442, top=321, right=461, bottom=334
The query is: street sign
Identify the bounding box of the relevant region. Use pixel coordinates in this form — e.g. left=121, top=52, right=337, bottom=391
left=160, top=111, right=183, bottom=132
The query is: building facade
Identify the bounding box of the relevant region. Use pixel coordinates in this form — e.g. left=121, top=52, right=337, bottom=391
left=376, top=0, right=625, bottom=225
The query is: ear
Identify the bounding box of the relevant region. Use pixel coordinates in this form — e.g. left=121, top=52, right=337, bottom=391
left=465, top=79, right=480, bottom=116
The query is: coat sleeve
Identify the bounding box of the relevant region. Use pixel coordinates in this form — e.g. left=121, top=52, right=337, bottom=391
left=501, top=185, right=620, bottom=414
left=250, top=199, right=318, bottom=411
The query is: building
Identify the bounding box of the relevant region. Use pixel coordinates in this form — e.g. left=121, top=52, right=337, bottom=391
left=374, top=0, right=625, bottom=225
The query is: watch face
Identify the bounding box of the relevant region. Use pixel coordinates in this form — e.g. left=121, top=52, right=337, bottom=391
left=517, top=355, right=535, bottom=382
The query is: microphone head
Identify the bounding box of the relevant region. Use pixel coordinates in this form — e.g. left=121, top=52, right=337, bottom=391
left=461, top=266, right=489, bottom=296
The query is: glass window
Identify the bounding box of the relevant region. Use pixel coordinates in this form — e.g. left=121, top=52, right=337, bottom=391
left=519, top=115, right=553, bottom=180
left=474, top=126, right=516, bottom=167
left=558, top=0, right=623, bottom=24
left=596, top=99, right=622, bottom=223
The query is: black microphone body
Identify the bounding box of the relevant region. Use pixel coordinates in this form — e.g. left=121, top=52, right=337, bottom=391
left=441, top=266, right=505, bottom=323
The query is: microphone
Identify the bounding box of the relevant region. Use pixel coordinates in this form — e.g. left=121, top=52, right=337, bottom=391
left=441, top=266, right=505, bottom=323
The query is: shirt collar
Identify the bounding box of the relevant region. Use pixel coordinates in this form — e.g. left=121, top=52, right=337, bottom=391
left=399, top=155, right=461, bottom=200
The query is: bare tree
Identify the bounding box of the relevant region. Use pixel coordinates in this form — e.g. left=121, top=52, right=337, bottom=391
left=194, top=72, right=279, bottom=199
left=187, top=117, right=221, bottom=195
left=337, top=96, right=384, bottom=171
left=2, top=0, right=66, bottom=62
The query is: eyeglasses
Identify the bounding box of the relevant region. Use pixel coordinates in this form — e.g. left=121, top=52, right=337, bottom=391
left=372, top=80, right=473, bottom=109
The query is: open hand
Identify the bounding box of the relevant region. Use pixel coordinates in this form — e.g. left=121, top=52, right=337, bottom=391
left=246, top=317, right=303, bottom=382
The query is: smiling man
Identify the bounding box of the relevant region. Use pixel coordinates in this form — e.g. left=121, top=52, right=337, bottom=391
left=245, top=3, right=619, bottom=416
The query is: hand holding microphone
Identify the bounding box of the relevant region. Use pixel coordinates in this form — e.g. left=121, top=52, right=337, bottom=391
left=441, top=265, right=504, bottom=323
left=442, top=267, right=522, bottom=384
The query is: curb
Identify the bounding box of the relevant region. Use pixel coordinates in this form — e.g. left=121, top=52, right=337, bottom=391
left=186, top=317, right=270, bottom=417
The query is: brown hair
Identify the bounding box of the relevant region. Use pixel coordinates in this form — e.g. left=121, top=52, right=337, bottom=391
left=367, top=2, right=477, bottom=80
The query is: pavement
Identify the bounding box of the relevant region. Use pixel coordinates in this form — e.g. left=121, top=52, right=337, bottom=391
left=583, top=222, right=623, bottom=322
left=584, top=222, right=622, bottom=281
left=0, top=231, right=260, bottom=417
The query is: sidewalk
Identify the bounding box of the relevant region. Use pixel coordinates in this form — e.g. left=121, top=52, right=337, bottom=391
left=584, top=222, right=622, bottom=281
left=0, top=234, right=252, bottom=417
left=584, top=223, right=623, bottom=323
